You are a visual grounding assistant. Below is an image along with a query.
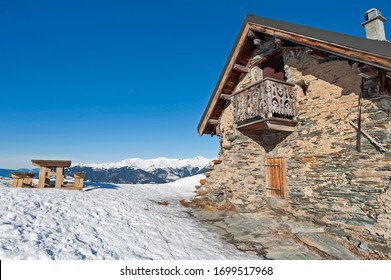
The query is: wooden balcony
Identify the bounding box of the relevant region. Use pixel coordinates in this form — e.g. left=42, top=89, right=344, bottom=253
left=232, top=78, right=297, bottom=132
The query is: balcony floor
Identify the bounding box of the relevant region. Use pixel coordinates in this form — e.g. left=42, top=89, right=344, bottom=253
left=236, top=117, right=297, bottom=132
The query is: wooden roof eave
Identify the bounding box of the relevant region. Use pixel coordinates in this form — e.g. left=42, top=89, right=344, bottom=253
left=247, top=22, right=391, bottom=71
left=197, top=22, right=252, bottom=136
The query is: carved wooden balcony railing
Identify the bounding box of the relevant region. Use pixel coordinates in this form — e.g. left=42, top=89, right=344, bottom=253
left=232, top=78, right=297, bottom=132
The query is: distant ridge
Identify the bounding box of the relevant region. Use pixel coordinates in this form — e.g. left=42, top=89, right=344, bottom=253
left=67, top=156, right=212, bottom=184
left=0, top=157, right=212, bottom=184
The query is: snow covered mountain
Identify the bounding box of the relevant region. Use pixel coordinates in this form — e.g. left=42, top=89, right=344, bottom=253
left=65, top=156, right=212, bottom=184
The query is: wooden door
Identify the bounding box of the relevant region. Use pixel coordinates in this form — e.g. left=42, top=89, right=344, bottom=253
left=265, top=157, right=286, bottom=198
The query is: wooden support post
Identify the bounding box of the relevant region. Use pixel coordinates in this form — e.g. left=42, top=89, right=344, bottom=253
left=45, top=167, right=51, bottom=186
left=11, top=178, right=19, bottom=188
left=55, top=167, right=64, bottom=188
left=37, top=166, right=46, bottom=188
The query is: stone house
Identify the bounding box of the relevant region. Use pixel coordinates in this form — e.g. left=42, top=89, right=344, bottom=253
left=197, top=10, right=391, bottom=258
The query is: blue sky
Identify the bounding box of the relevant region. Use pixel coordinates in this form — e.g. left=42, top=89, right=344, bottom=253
left=0, top=0, right=390, bottom=168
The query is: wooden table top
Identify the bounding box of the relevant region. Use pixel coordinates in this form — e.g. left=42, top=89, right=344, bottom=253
left=31, top=159, right=72, bottom=168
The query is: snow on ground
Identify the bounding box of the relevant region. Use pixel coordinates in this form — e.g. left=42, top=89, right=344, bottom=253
left=0, top=175, right=257, bottom=260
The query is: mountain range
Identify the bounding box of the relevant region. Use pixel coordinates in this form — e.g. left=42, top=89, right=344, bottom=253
left=0, top=157, right=212, bottom=184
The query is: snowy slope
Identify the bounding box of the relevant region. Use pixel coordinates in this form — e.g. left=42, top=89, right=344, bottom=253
left=0, top=175, right=258, bottom=260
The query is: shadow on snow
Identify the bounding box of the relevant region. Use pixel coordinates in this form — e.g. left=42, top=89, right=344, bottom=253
left=83, top=182, right=120, bottom=191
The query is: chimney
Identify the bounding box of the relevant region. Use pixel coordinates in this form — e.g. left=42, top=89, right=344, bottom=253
left=362, top=8, right=387, bottom=41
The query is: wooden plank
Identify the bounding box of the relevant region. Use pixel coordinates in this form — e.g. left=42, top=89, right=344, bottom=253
left=37, top=166, right=46, bottom=188
left=279, top=157, right=287, bottom=198
left=266, top=158, right=271, bottom=197
left=269, top=158, right=276, bottom=197
left=277, top=158, right=282, bottom=198
left=236, top=117, right=297, bottom=132
left=10, top=172, right=35, bottom=178
left=31, top=159, right=72, bottom=168
left=273, top=158, right=279, bottom=198
left=55, top=167, right=64, bottom=188
left=272, top=159, right=276, bottom=197
left=74, top=172, right=86, bottom=190
left=349, top=121, right=389, bottom=152
left=273, top=162, right=277, bottom=197
left=16, top=179, right=23, bottom=188
left=11, top=178, right=19, bottom=188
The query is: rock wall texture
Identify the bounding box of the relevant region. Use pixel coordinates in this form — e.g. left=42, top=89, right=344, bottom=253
left=197, top=49, right=391, bottom=258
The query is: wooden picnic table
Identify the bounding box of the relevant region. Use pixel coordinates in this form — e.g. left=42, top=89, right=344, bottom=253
left=31, top=159, right=71, bottom=188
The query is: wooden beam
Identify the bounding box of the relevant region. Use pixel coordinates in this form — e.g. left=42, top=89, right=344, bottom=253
left=248, top=22, right=391, bottom=71
left=349, top=121, right=389, bottom=152
left=220, top=94, right=231, bottom=101
left=233, top=63, right=250, bottom=73
left=247, top=30, right=259, bottom=40
left=249, top=49, right=281, bottom=67
left=208, top=119, right=219, bottom=125
left=274, top=38, right=285, bottom=46
left=352, top=63, right=379, bottom=79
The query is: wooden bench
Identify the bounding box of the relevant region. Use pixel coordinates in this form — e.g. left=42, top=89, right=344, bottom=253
left=74, top=172, right=86, bottom=190
left=10, top=172, right=35, bottom=188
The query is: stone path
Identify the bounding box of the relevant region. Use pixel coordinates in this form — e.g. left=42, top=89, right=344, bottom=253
left=192, top=209, right=362, bottom=260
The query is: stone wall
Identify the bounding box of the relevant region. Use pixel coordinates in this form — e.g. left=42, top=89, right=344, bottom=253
left=198, top=49, right=391, bottom=258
